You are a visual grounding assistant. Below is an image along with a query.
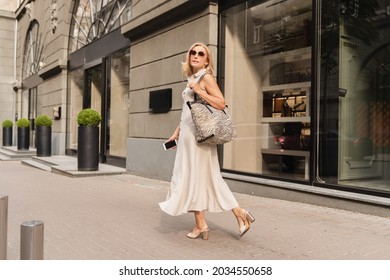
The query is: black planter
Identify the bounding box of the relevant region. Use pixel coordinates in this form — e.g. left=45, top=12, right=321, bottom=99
left=36, top=126, right=52, bottom=157
left=77, top=126, right=99, bottom=171
left=17, top=127, right=30, bottom=151
left=2, top=127, right=12, bottom=146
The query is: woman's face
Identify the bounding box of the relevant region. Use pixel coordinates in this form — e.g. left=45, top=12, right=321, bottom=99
left=189, top=45, right=208, bottom=72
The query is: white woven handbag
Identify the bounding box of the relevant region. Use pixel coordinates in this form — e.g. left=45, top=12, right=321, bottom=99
left=186, top=74, right=236, bottom=144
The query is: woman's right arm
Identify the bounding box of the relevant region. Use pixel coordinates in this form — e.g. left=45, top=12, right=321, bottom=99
left=167, top=125, right=180, bottom=142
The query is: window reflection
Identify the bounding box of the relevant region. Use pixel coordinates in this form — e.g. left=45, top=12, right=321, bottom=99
left=221, top=0, right=312, bottom=181
left=320, top=0, right=390, bottom=193
left=68, top=68, right=84, bottom=151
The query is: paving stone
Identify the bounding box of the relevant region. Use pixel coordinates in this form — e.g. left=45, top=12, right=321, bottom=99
left=0, top=160, right=390, bottom=260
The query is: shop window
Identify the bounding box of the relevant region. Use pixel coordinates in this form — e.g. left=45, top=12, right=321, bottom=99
left=319, top=0, right=390, bottom=194
left=220, top=0, right=312, bottom=181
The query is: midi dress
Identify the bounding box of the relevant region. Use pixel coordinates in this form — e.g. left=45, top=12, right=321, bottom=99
left=159, top=68, right=239, bottom=216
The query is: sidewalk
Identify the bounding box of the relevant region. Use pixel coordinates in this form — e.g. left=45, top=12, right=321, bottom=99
left=1, top=160, right=390, bottom=260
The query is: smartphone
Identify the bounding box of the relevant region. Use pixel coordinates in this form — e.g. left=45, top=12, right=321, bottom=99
left=163, top=139, right=177, bottom=150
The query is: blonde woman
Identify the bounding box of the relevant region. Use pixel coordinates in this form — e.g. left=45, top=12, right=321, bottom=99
left=159, top=42, right=255, bottom=240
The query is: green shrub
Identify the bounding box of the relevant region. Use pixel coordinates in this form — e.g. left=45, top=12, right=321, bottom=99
left=34, top=114, right=52, bottom=127
left=77, top=108, right=101, bottom=127
left=2, top=119, right=13, bottom=128
left=16, top=118, right=30, bottom=128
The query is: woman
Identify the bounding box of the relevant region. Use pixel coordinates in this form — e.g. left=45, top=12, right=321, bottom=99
left=159, top=42, right=255, bottom=240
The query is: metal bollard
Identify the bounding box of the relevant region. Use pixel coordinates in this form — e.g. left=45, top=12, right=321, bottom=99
left=0, top=196, right=8, bottom=260
left=20, top=220, right=44, bottom=260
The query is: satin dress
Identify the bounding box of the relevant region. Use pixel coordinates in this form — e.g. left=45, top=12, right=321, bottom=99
left=159, top=68, right=239, bottom=216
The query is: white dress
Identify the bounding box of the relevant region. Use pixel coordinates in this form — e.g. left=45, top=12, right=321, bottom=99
left=159, top=69, right=239, bottom=216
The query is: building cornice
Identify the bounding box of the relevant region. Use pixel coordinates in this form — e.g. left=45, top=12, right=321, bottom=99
left=0, top=10, right=15, bottom=19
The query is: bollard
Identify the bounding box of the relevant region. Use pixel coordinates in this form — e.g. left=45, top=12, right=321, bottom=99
left=20, top=220, right=44, bottom=260
left=0, top=196, right=8, bottom=260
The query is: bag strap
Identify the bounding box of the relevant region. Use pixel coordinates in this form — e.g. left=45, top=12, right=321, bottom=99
left=193, top=73, right=207, bottom=102
left=188, top=73, right=228, bottom=112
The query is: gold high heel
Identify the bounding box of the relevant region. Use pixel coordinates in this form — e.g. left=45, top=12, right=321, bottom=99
left=238, top=210, right=255, bottom=237
left=186, top=225, right=209, bottom=240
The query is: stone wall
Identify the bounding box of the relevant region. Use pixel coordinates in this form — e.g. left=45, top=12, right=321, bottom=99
left=0, top=9, right=16, bottom=143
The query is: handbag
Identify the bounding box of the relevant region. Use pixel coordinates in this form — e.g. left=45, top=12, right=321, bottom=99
left=186, top=74, right=237, bottom=144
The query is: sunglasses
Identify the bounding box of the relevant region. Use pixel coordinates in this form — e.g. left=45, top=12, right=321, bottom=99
left=189, top=50, right=206, bottom=57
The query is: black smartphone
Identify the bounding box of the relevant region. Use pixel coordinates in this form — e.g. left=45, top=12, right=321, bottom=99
left=163, top=139, right=177, bottom=150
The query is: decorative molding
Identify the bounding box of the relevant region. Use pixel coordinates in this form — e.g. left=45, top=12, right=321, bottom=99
left=38, top=59, right=67, bottom=80
left=50, top=0, right=58, bottom=34
left=16, top=0, right=34, bottom=20
left=0, top=10, right=16, bottom=19
left=25, top=3, right=32, bottom=18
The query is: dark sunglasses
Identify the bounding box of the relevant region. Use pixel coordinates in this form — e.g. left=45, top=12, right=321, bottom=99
left=189, top=50, right=206, bottom=57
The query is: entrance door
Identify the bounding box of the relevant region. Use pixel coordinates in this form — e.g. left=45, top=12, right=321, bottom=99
left=83, top=50, right=129, bottom=167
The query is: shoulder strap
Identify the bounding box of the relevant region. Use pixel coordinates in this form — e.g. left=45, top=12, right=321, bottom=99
left=194, top=73, right=208, bottom=102
left=197, top=73, right=207, bottom=83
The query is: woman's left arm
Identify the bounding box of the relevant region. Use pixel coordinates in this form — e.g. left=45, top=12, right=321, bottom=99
left=189, top=74, right=226, bottom=110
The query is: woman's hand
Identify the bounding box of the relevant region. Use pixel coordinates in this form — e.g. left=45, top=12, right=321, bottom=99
left=188, top=82, right=204, bottom=95
left=166, top=125, right=180, bottom=143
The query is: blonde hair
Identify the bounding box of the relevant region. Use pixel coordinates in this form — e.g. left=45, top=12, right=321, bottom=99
left=182, top=42, right=215, bottom=77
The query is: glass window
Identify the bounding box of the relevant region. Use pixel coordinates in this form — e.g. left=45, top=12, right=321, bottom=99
left=69, top=0, right=132, bottom=52
left=23, top=21, right=43, bottom=79
left=107, top=49, right=129, bottom=158
left=319, top=0, right=390, bottom=193
left=220, top=0, right=312, bottom=181
left=28, top=87, right=38, bottom=128
left=67, top=68, right=84, bottom=151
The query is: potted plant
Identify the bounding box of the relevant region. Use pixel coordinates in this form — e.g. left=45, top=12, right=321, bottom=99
left=16, top=118, right=30, bottom=151
left=34, top=114, right=52, bottom=157
left=77, top=108, right=101, bottom=171
left=2, top=119, right=13, bottom=147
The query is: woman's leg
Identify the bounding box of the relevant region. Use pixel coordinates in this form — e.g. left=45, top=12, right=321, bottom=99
left=232, top=207, right=255, bottom=237
left=186, top=211, right=209, bottom=240
left=194, top=211, right=208, bottom=229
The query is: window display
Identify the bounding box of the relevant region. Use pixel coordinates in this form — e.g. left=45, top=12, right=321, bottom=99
left=220, top=0, right=389, bottom=194
left=220, top=0, right=312, bottom=181
left=320, top=0, right=390, bottom=192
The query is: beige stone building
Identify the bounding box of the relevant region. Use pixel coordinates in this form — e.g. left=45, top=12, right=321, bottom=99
left=0, top=1, right=17, bottom=130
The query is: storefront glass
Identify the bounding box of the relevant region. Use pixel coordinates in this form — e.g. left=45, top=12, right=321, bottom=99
left=220, top=0, right=312, bottom=181
left=319, top=0, right=390, bottom=193
left=220, top=0, right=390, bottom=194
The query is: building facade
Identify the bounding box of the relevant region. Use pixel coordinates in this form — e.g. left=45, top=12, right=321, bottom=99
left=0, top=1, right=17, bottom=129
left=2, top=0, right=390, bottom=211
